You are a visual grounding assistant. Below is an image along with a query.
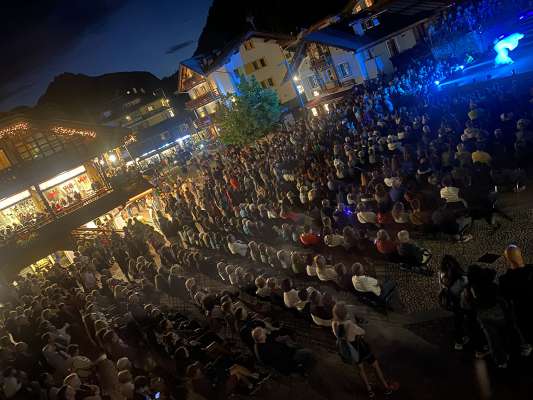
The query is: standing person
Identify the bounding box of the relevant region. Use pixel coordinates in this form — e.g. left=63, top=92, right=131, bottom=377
left=438, top=255, right=479, bottom=351
left=466, top=265, right=509, bottom=368
left=332, top=303, right=398, bottom=398
left=500, top=245, right=533, bottom=356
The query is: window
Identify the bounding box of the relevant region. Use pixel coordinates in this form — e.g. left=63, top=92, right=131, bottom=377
left=307, top=75, right=320, bottom=88
left=259, top=58, right=267, bottom=68
left=260, top=78, right=274, bottom=88
left=0, top=149, right=12, bottom=170
left=243, top=40, right=254, bottom=51
left=323, top=68, right=335, bottom=82
left=365, top=0, right=373, bottom=7
left=296, top=84, right=305, bottom=94
left=15, top=133, right=65, bottom=161
left=387, top=38, right=399, bottom=57
left=147, top=105, right=154, bottom=112
left=338, top=62, right=352, bottom=78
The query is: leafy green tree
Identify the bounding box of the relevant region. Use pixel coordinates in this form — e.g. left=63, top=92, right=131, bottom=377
left=215, top=76, right=281, bottom=145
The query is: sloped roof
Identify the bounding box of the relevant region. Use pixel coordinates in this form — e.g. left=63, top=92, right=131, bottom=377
left=179, top=31, right=294, bottom=77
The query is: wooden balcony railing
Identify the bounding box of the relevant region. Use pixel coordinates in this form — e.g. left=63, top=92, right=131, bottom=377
left=181, top=75, right=207, bottom=92
left=185, top=90, right=220, bottom=110
left=194, top=115, right=214, bottom=130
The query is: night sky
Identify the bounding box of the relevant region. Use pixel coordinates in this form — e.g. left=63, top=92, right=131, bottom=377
left=0, top=0, right=212, bottom=112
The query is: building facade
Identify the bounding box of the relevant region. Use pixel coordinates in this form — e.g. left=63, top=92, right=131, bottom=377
left=100, top=88, right=193, bottom=163
left=0, top=115, right=150, bottom=277
left=178, top=32, right=299, bottom=138
left=288, top=8, right=432, bottom=114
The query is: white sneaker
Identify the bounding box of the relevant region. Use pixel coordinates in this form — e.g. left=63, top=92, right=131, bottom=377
left=454, top=343, right=464, bottom=351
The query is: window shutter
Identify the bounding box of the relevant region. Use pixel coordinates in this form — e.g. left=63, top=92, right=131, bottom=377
left=244, top=63, right=254, bottom=74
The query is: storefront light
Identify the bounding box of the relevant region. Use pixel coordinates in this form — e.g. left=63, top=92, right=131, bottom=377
left=0, top=190, right=31, bottom=211
left=38, top=165, right=86, bottom=191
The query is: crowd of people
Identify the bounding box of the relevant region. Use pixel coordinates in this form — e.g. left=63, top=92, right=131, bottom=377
left=428, top=0, right=533, bottom=49
left=1, top=35, right=533, bottom=399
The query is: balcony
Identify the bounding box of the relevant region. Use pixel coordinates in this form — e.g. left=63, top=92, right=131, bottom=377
left=194, top=115, right=214, bottom=130
left=181, top=75, right=207, bottom=92
left=310, top=55, right=334, bottom=72
left=185, top=90, right=220, bottom=110
left=0, top=177, right=152, bottom=279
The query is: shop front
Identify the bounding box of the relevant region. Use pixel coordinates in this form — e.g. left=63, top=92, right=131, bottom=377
left=0, top=189, right=49, bottom=230
left=38, top=165, right=100, bottom=211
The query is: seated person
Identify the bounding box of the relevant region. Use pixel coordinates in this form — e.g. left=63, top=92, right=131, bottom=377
left=374, top=229, right=397, bottom=256
left=251, top=327, right=315, bottom=374
left=280, top=279, right=304, bottom=310
left=255, top=276, right=271, bottom=298
left=351, top=263, right=396, bottom=302
left=315, top=255, right=338, bottom=282
left=299, top=225, right=321, bottom=246
left=396, top=230, right=431, bottom=266
left=356, top=202, right=378, bottom=225
left=309, top=291, right=334, bottom=327
left=227, top=235, right=249, bottom=257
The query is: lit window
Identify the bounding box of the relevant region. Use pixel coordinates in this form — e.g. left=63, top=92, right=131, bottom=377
left=311, top=107, right=318, bottom=117
left=296, top=85, right=305, bottom=94
left=243, top=40, right=255, bottom=51
left=293, top=76, right=299, bottom=82
left=313, top=90, right=320, bottom=97
left=169, top=110, right=175, bottom=117
left=365, top=0, right=373, bottom=7
left=0, top=149, right=12, bottom=171
left=147, top=105, right=154, bottom=111
left=125, top=115, right=131, bottom=121
left=324, top=103, right=330, bottom=113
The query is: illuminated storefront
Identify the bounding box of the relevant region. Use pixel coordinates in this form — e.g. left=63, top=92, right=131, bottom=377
left=39, top=165, right=98, bottom=209
left=0, top=190, right=46, bottom=229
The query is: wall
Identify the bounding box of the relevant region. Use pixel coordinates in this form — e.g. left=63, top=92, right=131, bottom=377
left=296, top=57, right=320, bottom=102
left=329, top=46, right=364, bottom=85
left=239, top=38, right=297, bottom=105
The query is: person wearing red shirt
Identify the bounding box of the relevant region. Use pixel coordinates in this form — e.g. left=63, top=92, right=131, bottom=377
left=300, top=225, right=321, bottom=246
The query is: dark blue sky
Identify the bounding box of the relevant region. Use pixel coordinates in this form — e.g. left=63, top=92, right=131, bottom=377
left=0, top=0, right=212, bottom=112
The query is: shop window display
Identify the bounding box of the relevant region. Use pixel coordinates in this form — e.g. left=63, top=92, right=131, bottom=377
left=0, top=191, right=47, bottom=233
left=42, top=172, right=95, bottom=211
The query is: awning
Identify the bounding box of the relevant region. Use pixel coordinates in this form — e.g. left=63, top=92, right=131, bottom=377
left=305, top=85, right=354, bottom=108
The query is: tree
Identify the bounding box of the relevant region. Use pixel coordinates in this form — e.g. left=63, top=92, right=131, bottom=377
left=215, top=77, right=281, bottom=145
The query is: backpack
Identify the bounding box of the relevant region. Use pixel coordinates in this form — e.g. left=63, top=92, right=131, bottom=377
left=335, top=324, right=360, bottom=365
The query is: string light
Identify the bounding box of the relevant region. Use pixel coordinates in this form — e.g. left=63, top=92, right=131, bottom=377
left=124, top=134, right=137, bottom=145
left=51, top=126, right=96, bottom=138
left=0, top=122, right=30, bottom=139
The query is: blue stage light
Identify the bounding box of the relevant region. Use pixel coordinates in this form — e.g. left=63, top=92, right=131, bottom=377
left=494, top=32, right=524, bottom=65
left=434, top=80, right=440, bottom=85
left=459, top=65, right=465, bottom=70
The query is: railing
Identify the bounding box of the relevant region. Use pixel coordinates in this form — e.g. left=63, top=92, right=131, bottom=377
left=185, top=90, right=220, bottom=110
left=310, top=55, right=334, bottom=72
left=194, top=115, right=213, bottom=130
left=181, top=75, right=207, bottom=92
left=71, top=227, right=124, bottom=241
left=0, top=188, right=113, bottom=247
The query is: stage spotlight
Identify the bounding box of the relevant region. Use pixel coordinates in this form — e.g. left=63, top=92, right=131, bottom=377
left=459, top=65, right=465, bottom=70
left=494, top=32, right=524, bottom=65
left=434, top=80, right=440, bottom=86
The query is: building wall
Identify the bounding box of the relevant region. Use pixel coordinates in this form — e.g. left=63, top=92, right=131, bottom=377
left=296, top=57, right=320, bottom=102
left=238, top=38, right=297, bottom=105
left=356, top=27, right=420, bottom=79
left=329, top=46, right=364, bottom=85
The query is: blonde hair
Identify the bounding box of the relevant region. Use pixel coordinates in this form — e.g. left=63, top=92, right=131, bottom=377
left=504, top=244, right=524, bottom=268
